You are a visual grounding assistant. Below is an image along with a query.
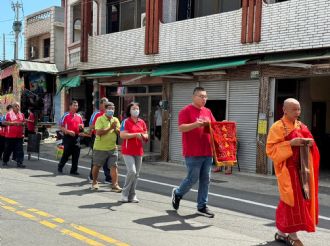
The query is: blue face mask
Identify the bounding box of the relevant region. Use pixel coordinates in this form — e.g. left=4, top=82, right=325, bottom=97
left=106, top=110, right=114, bottom=117
left=130, top=109, right=140, bottom=117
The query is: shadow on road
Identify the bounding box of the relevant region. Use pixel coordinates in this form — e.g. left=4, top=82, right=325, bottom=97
left=133, top=210, right=210, bottom=231
left=251, top=241, right=283, bottom=246
left=59, top=188, right=110, bottom=196
left=57, top=180, right=90, bottom=187
left=79, top=202, right=123, bottom=210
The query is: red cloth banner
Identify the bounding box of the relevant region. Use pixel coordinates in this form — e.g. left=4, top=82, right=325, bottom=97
left=209, top=121, right=237, bottom=166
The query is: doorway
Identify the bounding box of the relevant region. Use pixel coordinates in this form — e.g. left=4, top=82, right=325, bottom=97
left=205, top=100, right=226, bottom=121
left=312, top=102, right=328, bottom=170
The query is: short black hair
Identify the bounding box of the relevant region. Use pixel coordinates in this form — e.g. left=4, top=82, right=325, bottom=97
left=70, top=100, right=78, bottom=106
left=100, top=97, right=108, bottom=104
left=193, top=87, right=205, bottom=95
left=6, top=104, right=13, bottom=111
left=125, top=102, right=140, bottom=117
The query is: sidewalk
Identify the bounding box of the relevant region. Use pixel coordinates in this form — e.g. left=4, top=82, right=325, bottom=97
left=32, top=140, right=330, bottom=190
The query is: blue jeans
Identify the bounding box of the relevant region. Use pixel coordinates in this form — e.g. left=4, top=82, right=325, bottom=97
left=175, top=156, right=212, bottom=209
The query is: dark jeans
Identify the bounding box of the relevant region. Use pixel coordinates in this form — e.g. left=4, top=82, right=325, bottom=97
left=155, top=126, right=161, bottom=140
left=3, top=138, right=24, bottom=164
left=58, top=135, right=81, bottom=173
left=0, top=136, right=5, bottom=159
left=88, top=134, right=111, bottom=181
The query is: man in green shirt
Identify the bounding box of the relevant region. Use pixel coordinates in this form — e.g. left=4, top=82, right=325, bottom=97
left=92, top=102, right=122, bottom=192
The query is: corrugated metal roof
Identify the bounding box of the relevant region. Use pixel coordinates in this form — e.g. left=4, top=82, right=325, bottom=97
left=16, top=60, right=58, bottom=73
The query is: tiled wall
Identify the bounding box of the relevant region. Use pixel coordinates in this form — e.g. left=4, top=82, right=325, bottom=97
left=79, top=0, right=330, bottom=70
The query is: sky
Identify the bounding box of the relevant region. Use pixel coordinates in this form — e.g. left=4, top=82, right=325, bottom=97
left=0, top=0, right=61, bottom=61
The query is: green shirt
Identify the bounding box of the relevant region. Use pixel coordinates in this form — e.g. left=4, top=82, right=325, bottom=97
left=93, top=115, right=120, bottom=151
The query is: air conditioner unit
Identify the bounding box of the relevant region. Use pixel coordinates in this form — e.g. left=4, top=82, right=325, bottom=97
left=141, top=12, right=146, bottom=27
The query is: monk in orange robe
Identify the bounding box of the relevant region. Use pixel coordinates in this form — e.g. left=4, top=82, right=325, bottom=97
left=266, top=98, right=320, bottom=246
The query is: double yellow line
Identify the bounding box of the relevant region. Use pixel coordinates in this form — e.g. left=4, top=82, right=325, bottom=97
left=0, top=195, right=130, bottom=246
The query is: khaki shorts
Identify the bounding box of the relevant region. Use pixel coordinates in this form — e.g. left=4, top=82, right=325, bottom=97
left=93, top=149, right=118, bottom=168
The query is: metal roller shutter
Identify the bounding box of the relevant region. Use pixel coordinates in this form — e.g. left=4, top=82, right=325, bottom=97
left=200, top=81, right=227, bottom=100
left=228, top=80, right=259, bottom=172
left=169, top=83, right=196, bottom=163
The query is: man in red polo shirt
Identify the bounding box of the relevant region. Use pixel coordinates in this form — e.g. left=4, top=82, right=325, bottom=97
left=58, top=100, right=84, bottom=175
left=87, top=97, right=112, bottom=183
left=171, top=87, right=216, bottom=218
left=2, top=102, right=26, bottom=168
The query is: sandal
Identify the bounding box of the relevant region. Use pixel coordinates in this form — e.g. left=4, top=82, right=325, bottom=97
left=274, top=232, right=287, bottom=244
left=286, top=235, right=304, bottom=246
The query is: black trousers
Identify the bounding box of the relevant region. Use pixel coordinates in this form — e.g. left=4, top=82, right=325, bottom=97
left=58, top=135, right=81, bottom=173
left=0, top=136, right=5, bottom=159
left=3, top=138, right=24, bottom=163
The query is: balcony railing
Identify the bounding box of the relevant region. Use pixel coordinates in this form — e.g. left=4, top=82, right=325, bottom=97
left=27, top=10, right=52, bottom=25
left=69, top=50, right=81, bottom=68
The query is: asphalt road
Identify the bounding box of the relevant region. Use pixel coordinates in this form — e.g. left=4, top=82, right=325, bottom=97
left=0, top=145, right=329, bottom=246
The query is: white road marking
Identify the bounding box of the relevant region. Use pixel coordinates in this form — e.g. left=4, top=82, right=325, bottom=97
left=26, top=155, right=330, bottom=221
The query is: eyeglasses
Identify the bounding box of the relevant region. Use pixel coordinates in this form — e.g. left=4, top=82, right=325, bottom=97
left=194, top=95, right=208, bottom=99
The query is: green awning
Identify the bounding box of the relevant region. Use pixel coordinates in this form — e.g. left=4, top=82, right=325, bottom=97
left=56, top=76, right=81, bottom=95
left=150, top=59, right=248, bottom=77
left=84, top=71, right=151, bottom=78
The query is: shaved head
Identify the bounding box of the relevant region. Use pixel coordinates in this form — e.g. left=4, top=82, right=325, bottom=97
left=283, top=98, right=300, bottom=108
left=283, top=98, right=301, bottom=122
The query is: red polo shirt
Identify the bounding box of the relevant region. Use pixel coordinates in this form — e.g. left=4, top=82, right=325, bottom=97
left=5, top=111, right=25, bottom=138
left=89, top=110, right=105, bottom=135
left=27, top=112, right=36, bottom=132
left=120, top=117, right=147, bottom=156
left=178, top=104, right=215, bottom=157
left=61, top=112, right=83, bottom=135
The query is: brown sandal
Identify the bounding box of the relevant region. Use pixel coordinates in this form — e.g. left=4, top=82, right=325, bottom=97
left=274, top=232, right=287, bottom=244
left=286, top=235, right=304, bottom=246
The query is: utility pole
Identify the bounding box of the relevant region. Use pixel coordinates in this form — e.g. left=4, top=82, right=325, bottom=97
left=12, top=1, right=22, bottom=60
left=3, top=33, right=5, bottom=60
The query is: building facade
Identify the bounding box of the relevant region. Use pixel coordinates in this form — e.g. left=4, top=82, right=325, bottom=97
left=24, top=5, right=65, bottom=124
left=60, top=0, right=330, bottom=173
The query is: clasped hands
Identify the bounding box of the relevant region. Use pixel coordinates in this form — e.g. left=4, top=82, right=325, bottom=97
left=195, top=118, right=210, bottom=127
left=290, top=137, right=314, bottom=147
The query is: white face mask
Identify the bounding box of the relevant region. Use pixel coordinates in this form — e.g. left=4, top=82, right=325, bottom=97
left=130, top=109, right=140, bottom=117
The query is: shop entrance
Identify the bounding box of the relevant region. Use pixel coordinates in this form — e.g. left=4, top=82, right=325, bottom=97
left=275, top=78, right=330, bottom=171
left=105, top=85, right=162, bottom=153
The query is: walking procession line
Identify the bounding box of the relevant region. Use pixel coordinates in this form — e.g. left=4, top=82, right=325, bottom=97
left=26, top=155, right=330, bottom=221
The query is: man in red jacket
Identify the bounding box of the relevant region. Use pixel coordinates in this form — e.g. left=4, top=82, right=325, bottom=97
left=2, top=102, right=26, bottom=168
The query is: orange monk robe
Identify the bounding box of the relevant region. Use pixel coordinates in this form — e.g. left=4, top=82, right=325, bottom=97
left=266, top=116, right=319, bottom=212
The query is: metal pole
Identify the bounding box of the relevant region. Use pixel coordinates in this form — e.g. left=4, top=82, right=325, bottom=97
left=12, top=1, right=22, bottom=60
left=2, top=33, right=5, bottom=60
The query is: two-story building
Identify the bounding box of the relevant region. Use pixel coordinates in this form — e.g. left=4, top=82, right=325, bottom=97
left=60, top=0, right=330, bottom=174
left=24, top=5, right=65, bottom=124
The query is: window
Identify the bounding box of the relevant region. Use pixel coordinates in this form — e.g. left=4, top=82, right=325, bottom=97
left=43, top=38, right=50, bottom=58
left=71, top=3, right=81, bottom=42
left=73, top=19, right=81, bottom=42
left=177, top=0, right=241, bottom=21
left=106, top=0, right=146, bottom=34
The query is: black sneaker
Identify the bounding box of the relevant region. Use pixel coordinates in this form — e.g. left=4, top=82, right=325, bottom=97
left=197, top=207, right=215, bottom=218
left=171, top=188, right=181, bottom=210
left=2, top=162, right=8, bottom=166
left=70, top=172, right=80, bottom=176
left=57, top=166, right=63, bottom=173
left=17, top=163, right=26, bottom=168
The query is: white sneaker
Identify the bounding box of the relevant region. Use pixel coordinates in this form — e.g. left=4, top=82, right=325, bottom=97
left=91, top=183, right=99, bottom=191
left=120, top=195, right=128, bottom=203
left=129, top=195, right=139, bottom=203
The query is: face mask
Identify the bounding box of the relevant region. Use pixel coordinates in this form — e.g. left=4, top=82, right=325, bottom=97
left=106, top=110, right=114, bottom=117
left=130, top=109, right=140, bottom=117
